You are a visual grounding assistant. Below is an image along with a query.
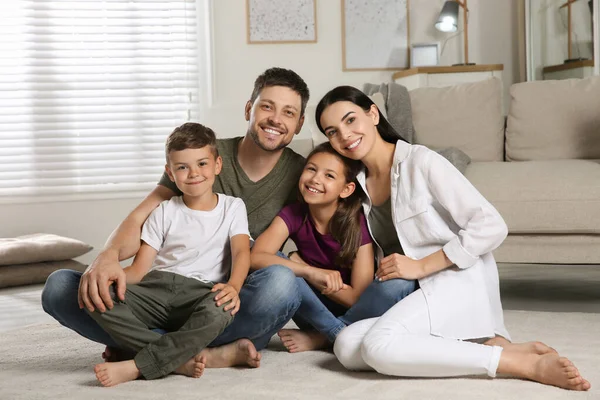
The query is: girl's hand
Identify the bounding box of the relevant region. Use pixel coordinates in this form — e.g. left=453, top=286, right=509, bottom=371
left=307, top=267, right=349, bottom=295
left=211, top=283, right=241, bottom=316
left=376, top=253, right=426, bottom=281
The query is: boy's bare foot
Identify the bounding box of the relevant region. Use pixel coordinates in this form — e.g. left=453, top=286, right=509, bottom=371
left=94, top=360, right=141, bottom=387
left=484, top=337, right=557, bottom=355
left=499, top=352, right=591, bottom=391
left=278, top=329, right=329, bottom=353
left=175, top=354, right=206, bottom=378
left=199, top=338, right=261, bottom=368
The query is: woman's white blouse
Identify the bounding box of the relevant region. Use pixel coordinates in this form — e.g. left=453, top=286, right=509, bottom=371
left=359, top=141, right=510, bottom=340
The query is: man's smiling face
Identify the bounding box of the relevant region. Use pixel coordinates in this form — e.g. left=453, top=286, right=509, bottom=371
left=245, top=85, right=304, bottom=152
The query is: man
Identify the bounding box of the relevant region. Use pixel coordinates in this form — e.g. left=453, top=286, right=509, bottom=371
left=42, top=67, right=309, bottom=368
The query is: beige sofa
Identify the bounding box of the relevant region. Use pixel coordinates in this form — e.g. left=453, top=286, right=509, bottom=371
left=299, top=76, right=600, bottom=264
left=410, top=76, right=600, bottom=264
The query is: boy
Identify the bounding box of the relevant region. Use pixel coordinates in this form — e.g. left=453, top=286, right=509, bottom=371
left=87, top=123, right=251, bottom=386
left=44, top=67, right=308, bottom=366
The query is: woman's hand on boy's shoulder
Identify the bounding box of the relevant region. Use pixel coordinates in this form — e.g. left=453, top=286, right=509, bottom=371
left=211, top=283, right=241, bottom=316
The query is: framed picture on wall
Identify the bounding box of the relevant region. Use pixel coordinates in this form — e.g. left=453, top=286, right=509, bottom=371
left=246, top=0, right=317, bottom=44
left=342, top=0, right=410, bottom=70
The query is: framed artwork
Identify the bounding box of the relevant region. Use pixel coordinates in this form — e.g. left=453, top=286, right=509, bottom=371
left=342, top=0, right=410, bottom=70
left=246, top=0, right=317, bottom=44
left=411, top=43, right=439, bottom=67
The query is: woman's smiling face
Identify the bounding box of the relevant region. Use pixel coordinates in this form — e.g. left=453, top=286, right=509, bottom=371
left=319, top=101, right=380, bottom=161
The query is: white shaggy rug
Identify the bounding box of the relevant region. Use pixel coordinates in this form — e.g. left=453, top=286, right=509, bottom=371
left=0, top=311, right=598, bottom=400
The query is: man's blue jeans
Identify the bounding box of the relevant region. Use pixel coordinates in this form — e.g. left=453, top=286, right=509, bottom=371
left=41, top=265, right=301, bottom=351
left=293, top=275, right=417, bottom=342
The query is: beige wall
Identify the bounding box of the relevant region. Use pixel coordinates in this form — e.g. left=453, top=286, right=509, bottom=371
left=204, top=0, right=520, bottom=137
left=0, top=0, right=520, bottom=263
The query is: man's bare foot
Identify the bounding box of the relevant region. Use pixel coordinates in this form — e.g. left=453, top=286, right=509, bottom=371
left=198, top=339, right=261, bottom=368
left=175, top=354, right=206, bottom=378
left=94, top=360, right=141, bottom=387
left=484, top=337, right=557, bottom=355
left=277, top=329, right=329, bottom=353
left=101, top=346, right=118, bottom=362
left=499, top=352, right=591, bottom=391
left=101, top=346, right=135, bottom=362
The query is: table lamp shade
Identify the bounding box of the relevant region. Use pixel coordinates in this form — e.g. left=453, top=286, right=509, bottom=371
left=435, top=1, right=460, bottom=32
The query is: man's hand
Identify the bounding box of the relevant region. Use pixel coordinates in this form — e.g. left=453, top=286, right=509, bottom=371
left=307, top=267, right=349, bottom=295
left=211, top=283, right=241, bottom=316
left=78, top=250, right=126, bottom=313
left=376, top=253, right=426, bottom=281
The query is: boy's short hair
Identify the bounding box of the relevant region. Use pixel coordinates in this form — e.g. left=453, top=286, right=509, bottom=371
left=249, top=67, right=310, bottom=116
left=165, top=122, right=219, bottom=162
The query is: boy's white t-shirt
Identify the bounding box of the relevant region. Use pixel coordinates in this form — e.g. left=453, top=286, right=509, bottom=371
left=141, top=194, right=249, bottom=284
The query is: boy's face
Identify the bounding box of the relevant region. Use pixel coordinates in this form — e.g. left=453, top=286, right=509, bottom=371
left=165, top=146, right=222, bottom=198
left=244, top=85, right=305, bottom=152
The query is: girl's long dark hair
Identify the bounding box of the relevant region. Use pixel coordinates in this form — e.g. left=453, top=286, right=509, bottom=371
left=315, top=85, right=408, bottom=144
left=305, top=142, right=365, bottom=269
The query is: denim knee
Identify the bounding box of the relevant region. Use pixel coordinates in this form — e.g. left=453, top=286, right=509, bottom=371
left=41, top=269, right=81, bottom=315
left=259, top=265, right=300, bottom=313
left=377, top=278, right=417, bottom=304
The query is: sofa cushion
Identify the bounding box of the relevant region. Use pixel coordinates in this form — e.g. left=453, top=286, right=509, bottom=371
left=409, top=78, right=504, bottom=162
left=494, top=234, right=600, bottom=264
left=506, top=76, right=600, bottom=161
left=465, top=159, right=600, bottom=234
left=0, top=233, right=92, bottom=266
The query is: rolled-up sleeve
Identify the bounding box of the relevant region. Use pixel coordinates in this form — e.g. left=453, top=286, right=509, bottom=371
left=423, top=151, right=508, bottom=269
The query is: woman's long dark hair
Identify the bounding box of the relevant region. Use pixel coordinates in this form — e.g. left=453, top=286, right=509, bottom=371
left=315, top=85, right=408, bottom=144
left=304, top=142, right=365, bottom=269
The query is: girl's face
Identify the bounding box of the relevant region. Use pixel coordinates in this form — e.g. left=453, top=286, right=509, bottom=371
left=319, top=101, right=379, bottom=161
left=299, top=152, right=355, bottom=206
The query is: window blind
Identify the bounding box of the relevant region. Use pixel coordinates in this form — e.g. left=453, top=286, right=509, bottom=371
left=0, top=0, right=200, bottom=201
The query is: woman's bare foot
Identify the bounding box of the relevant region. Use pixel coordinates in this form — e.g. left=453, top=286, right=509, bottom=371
left=277, top=329, right=329, bottom=353
left=198, top=338, right=261, bottom=368
left=175, top=354, right=206, bottom=378
left=484, top=336, right=557, bottom=355
left=94, top=360, right=141, bottom=387
left=498, top=352, right=591, bottom=391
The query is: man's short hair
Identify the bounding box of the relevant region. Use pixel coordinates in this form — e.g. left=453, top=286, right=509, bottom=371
left=165, top=122, right=218, bottom=162
left=249, top=67, right=310, bottom=116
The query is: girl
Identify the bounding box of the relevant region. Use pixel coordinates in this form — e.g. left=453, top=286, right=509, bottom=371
left=314, top=85, right=590, bottom=391
left=251, top=143, right=415, bottom=352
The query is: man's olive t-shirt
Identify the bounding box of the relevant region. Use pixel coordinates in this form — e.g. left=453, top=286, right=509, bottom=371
left=159, top=137, right=305, bottom=239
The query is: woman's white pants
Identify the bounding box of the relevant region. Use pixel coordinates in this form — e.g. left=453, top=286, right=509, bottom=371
left=333, top=289, right=503, bottom=378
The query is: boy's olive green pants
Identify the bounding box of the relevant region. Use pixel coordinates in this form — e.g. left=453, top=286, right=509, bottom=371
left=86, top=270, right=233, bottom=379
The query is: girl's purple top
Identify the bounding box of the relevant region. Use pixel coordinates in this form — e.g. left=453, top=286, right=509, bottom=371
left=278, top=203, right=373, bottom=284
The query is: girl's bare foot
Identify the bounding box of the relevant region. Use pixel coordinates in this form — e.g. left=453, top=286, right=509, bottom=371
left=484, top=337, right=557, bottom=355
left=498, top=352, right=591, bottom=391
left=277, top=329, right=329, bottom=353
left=94, top=360, right=140, bottom=387
left=198, top=338, right=261, bottom=368
left=175, top=355, right=206, bottom=378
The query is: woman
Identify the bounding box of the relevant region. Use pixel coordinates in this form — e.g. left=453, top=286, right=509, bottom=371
left=314, top=85, right=590, bottom=391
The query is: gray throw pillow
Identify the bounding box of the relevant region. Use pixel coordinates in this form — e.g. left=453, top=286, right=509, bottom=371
left=0, top=234, right=93, bottom=266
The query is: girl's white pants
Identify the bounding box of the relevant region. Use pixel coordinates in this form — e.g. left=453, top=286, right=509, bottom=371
left=333, top=289, right=503, bottom=378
